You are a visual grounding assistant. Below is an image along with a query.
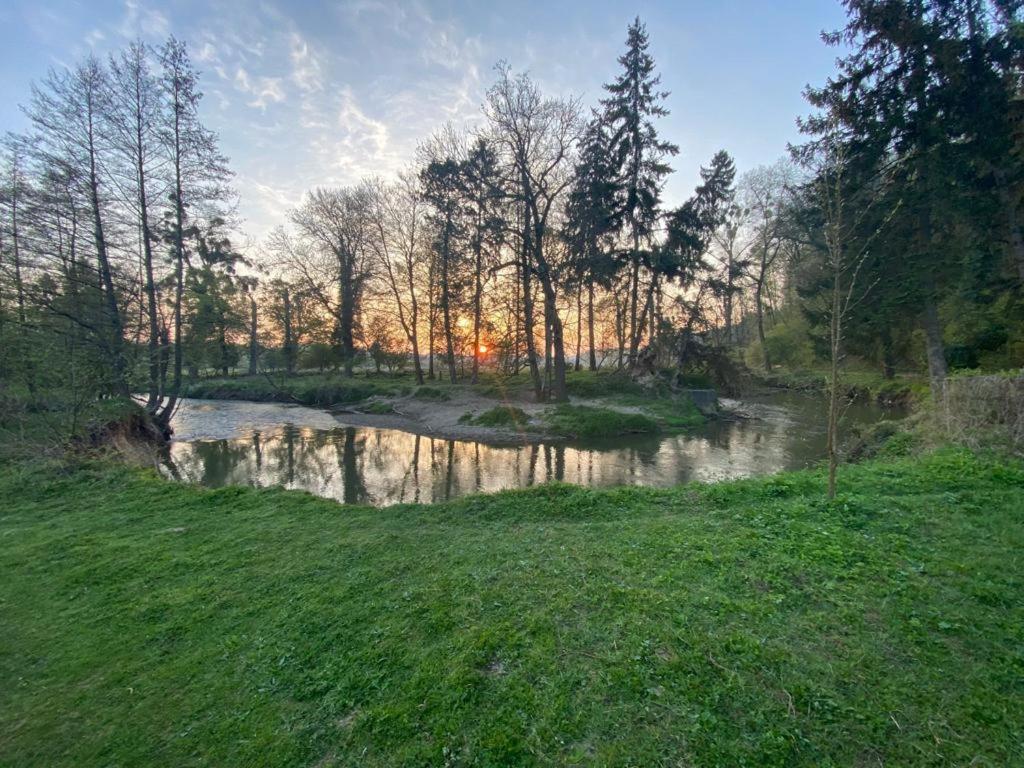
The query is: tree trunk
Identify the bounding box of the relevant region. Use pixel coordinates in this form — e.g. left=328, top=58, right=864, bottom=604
left=826, top=259, right=842, bottom=500
left=440, top=224, right=457, bottom=384
left=521, top=255, right=542, bottom=400
left=407, top=256, right=424, bottom=385
left=282, top=288, right=295, bottom=376
left=627, top=258, right=640, bottom=366
left=472, top=230, right=483, bottom=383
left=337, top=252, right=356, bottom=378
left=88, top=137, right=128, bottom=397
left=880, top=326, right=896, bottom=379
left=921, top=291, right=947, bottom=399
left=574, top=288, right=582, bottom=372
left=158, top=102, right=186, bottom=428
left=248, top=296, right=258, bottom=375
left=755, top=281, right=770, bottom=372
left=587, top=282, right=597, bottom=371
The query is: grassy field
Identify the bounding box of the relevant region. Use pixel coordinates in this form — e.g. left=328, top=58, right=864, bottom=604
left=1, top=449, right=1022, bottom=766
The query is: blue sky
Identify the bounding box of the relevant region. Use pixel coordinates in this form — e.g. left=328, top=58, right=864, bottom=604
left=0, top=0, right=848, bottom=243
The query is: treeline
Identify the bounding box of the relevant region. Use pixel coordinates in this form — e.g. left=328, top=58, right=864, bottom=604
left=2, top=3, right=1022, bottom=427
left=262, top=23, right=738, bottom=402
left=0, top=37, right=231, bottom=431
left=782, top=0, right=1024, bottom=396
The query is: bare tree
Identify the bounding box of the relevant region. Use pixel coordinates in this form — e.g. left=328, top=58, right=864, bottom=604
left=367, top=172, right=427, bottom=384
left=484, top=62, right=580, bottom=401
left=740, top=161, right=795, bottom=372
left=157, top=37, right=232, bottom=425
left=107, top=40, right=166, bottom=410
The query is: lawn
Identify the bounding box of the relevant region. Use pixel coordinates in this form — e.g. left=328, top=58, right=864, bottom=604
left=1, top=449, right=1022, bottom=766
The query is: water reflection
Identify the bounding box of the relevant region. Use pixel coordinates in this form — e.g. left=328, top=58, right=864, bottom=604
left=163, top=394, right=904, bottom=506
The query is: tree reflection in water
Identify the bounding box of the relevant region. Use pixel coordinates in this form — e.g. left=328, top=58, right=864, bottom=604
left=163, top=394, right=907, bottom=506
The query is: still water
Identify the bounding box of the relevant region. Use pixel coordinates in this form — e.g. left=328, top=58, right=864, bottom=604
left=162, top=394, right=905, bottom=506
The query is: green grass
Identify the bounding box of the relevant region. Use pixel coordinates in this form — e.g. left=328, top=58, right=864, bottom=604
left=465, top=405, right=530, bottom=428
left=563, top=369, right=647, bottom=398
left=612, top=392, right=705, bottom=429
left=360, top=401, right=395, bottom=415
left=411, top=385, right=450, bottom=401
left=544, top=404, right=660, bottom=439
left=0, top=449, right=1022, bottom=765
left=183, top=374, right=407, bottom=407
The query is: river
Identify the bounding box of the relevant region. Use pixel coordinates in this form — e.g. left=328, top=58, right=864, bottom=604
left=160, top=392, right=905, bottom=506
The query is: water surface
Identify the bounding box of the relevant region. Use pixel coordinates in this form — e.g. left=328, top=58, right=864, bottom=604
left=163, top=393, right=904, bottom=506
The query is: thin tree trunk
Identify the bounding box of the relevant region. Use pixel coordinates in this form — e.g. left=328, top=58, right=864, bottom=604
left=248, top=295, right=258, bottom=375
left=282, top=288, right=295, bottom=376
left=587, top=282, right=597, bottom=371
left=827, top=257, right=841, bottom=500
left=921, top=291, right=947, bottom=399
left=440, top=224, right=457, bottom=384
left=755, top=280, right=770, bottom=372
left=521, top=252, right=542, bottom=400
left=574, top=288, right=582, bottom=372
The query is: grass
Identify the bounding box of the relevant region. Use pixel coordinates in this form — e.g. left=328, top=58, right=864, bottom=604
left=544, top=404, right=660, bottom=439
left=359, top=400, right=395, bottom=415
left=611, top=392, right=705, bottom=430
left=464, top=405, right=531, bottom=428
left=183, top=373, right=408, bottom=407
left=0, top=449, right=1022, bottom=766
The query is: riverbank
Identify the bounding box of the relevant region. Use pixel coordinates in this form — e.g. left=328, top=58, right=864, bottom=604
left=182, top=370, right=707, bottom=444
left=1, top=448, right=1021, bottom=765
left=748, top=368, right=929, bottom=408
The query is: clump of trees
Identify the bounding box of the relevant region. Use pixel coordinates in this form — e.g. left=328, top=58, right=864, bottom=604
left=0, top=37, right=234, bottom=433
left=2, top=3, right=1021, bottom=436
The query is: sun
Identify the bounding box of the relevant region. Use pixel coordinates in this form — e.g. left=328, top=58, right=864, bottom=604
left=478, top=344, right=488, bottom=354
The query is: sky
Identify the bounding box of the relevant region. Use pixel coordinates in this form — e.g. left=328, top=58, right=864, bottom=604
left=0, top=0, right=848, bottom=245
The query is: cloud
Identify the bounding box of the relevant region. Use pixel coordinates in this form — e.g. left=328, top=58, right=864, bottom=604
left=289, top=32, right=324, bottom=93
left=117, top=0, right=169, bottom=40
left=231, top=66, right=286, bottom=110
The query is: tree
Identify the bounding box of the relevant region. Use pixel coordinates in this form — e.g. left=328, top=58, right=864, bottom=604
left=107, top=40, right=165, bottom=410
left=157, top=37, right=232, bottom=424
left=564, top=113, right=621, bottom=370
left=600, top=17, right=678, bottom=367
left=26, top=57, right=129, bottom=396
left=484, top=62, right=580, bottom=401
left=740, top=161, right=796, bottom=371
left=285, top=185, right=373, bottom=377
left=460, top=137, right=504, bottom=383
left=419, top=143, right=465, bottom=385
left=367, top=172, right=427, bottom=384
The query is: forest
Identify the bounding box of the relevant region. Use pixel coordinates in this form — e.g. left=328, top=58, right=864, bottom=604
left=1, top=2, right=1023, bottom=766
left=2, top=5, right=1020, bottom=432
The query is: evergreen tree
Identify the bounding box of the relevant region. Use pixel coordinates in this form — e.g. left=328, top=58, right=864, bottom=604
left=600, top=17, right=678, bottom=366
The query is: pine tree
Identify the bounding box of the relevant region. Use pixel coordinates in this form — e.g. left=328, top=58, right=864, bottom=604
left=600, top=17, right=678, bottom=366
